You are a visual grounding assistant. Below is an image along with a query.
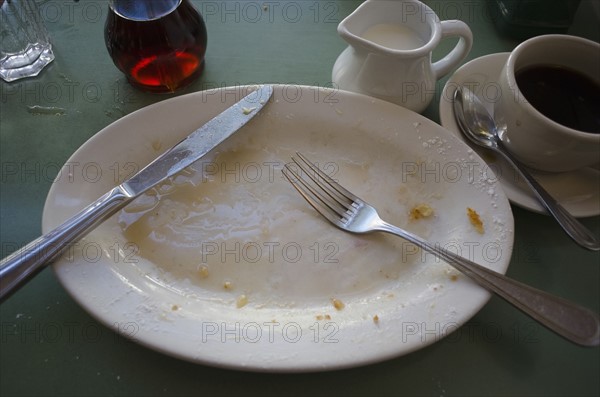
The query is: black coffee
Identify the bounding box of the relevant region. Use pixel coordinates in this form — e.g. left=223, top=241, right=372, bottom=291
left=515, top=65, right=600, bottom=134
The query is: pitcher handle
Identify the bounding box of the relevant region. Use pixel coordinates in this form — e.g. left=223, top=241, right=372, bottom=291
left=432, top=20, right=473, bottom=79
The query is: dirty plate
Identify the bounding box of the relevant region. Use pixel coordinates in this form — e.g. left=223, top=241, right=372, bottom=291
left=44, top=85, right=514, bottom=372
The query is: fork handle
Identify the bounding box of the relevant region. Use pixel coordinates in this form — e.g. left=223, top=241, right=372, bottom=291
left=378, top=221, right=600, bottom=347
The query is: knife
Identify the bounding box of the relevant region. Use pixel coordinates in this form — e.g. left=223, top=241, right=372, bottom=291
left=0, top=85, right=274, bottom=302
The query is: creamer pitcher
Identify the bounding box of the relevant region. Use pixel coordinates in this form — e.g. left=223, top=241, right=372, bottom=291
left=332, top=0, right=472, bottom=113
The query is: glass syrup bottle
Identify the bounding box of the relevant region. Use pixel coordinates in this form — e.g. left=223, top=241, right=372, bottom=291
left=105, top=0, right=207, bottom=93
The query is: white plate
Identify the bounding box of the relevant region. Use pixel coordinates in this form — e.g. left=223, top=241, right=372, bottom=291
left=44, top=85, right=514, bottom=372
left=440, top=53, right=600, bottom=217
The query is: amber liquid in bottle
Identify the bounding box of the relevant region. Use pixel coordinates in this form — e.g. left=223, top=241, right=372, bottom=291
left=105, top=0, right=207, bottom=93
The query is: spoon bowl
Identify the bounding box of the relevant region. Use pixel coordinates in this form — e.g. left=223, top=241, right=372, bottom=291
left=453, top=87, right=498, bottom=150
left=453, top=86, right=599, bottom=251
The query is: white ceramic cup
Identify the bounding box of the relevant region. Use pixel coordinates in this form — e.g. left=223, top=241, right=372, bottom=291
left=332, top=0, right=472, bottom=113
left=495, top=35, right=600, bottom=173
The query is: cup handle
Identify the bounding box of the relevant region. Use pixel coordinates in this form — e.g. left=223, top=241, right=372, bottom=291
left=432, top=20, right=473, bottom=79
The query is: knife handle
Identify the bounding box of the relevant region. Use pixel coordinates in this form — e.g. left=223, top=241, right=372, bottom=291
left=0, top=187, right=131, bottom=302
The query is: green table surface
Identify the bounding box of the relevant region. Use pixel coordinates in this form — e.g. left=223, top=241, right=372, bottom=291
left=1, top=1, right=599, bottom=396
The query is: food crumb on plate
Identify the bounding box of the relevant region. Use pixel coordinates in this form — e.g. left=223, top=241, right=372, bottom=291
left=236, top=295, right=248, bottom=308
left=151, top=140, right=162, bottom=152
left=332, top=298, right=345, bottom=310
left=409, top=203, right=434, bottom=220
left=198, top=265, right=209, bottom=279
left=467, top=207, right=484, bottom=234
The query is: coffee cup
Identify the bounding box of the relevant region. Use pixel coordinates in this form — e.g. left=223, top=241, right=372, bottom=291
left=494, top=34, right=600, bottom=173
left=332, top=0, right=472, bottom=113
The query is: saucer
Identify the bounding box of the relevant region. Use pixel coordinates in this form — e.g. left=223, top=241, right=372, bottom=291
left=440, top=53, right=600, bottom=217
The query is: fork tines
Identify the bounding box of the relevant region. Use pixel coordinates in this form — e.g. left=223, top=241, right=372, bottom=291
left=282, top=152, right=357, bottom=223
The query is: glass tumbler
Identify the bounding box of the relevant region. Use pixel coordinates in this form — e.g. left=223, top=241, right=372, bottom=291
left=0, top=0, right=54, bottom=82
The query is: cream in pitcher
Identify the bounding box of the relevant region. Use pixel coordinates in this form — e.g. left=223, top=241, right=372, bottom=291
left=360, top=24, right=425, bottom=50
left=332, top=0, right=473, bottom=113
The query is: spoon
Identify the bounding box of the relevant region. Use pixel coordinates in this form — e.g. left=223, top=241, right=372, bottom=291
left=453, top=86, right=600, bottom=251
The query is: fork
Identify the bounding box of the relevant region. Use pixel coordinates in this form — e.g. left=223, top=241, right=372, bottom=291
left=282, top=152, right=599, bottom=347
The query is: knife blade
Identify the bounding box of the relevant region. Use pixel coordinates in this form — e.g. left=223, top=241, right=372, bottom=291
left=0, top=85, right=274, bottom=302
left=123, top=85, right=273, bottom=196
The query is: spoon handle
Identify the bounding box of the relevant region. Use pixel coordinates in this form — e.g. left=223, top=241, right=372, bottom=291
left=496, top=144, right=600, bottom=251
